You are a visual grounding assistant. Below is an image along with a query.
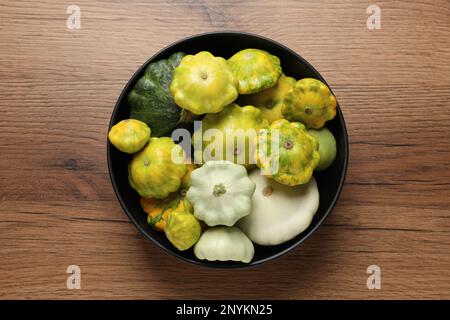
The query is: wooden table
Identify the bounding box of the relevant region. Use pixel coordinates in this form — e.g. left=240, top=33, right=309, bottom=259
left=1, top=0, right=449, bottom=300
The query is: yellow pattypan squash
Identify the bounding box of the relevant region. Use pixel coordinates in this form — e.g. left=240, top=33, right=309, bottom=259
left=165, top=210, right=201, bottom=251
left=140, top=163, right=195, bottom=231
left=237, top=73, right=296, bottom=123
left=193, top=103, right=269, bottom=167
left=180, top=163, right=196, bottom=188
left=170, top=51, right=238, bottom=115
left=141, top=188, right=193, bottom=232
left=227, top=49, right=282, bottom=94
left=128, top=137, right=186, bottom=198
left=256, top=119, right=320, bottom=186
left=108, top=119, right=151, bottom=154
left=282, top=78, right=337, bottom=129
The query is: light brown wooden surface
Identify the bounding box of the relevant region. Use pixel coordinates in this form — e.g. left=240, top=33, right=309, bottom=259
left=0, top=0, right=449, bottom=300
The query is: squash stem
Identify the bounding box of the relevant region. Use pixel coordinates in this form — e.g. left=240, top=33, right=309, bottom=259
left=212, top=183, right=227, bottom=197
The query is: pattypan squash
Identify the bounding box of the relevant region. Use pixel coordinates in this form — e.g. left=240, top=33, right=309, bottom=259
left=238, top=170, right=319, bottom=245
left=128, top=137, right=187, bottom=198
left=108, top=119, right=151, bottom=153
left=141, top=188, right=193, bottom=232
left=140, top=163, right=195, bottom=231
left=194, top=226, right=254, bottom=263
left=186, top=161, right=256, bottom=226
left=237, top=73, right=296, bottom=123
left=165, top=210, right=201, bottom=251
left=227, top=48, right=282, bottom=94
left=308, top=127, right=337, bottom=171
left=128, top=52, right=195, bottom=137
left=193, top=103, right=269, bottom=167
left=180, top=163, right=196, bottom=188
left=141, top=197, right=166, bottom=231
left=170, top=51, right=238, bottom=115
left=282, top=78, right=337, bottom=129
left=255, top=119, right=320, bottom=186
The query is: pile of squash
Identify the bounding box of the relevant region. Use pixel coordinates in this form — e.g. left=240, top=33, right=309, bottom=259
left=108, top=48, right=338, bottom=263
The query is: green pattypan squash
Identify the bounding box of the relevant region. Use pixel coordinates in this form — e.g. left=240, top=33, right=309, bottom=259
left=238, top=170, right=319, bottom=245
left=170, top=51, right=238, bottom=115
left=128, top=52, right=195, bottom=137
left=128, top=137, right=187, bottom=198
left=186, top=161, right=256, bottom=227
left=227, top=49, right=282, bottom=94
left=282, top=78, right=337, bottom=129
left=108, top=119, right=151, bottom=153
left=165, top=210, right=201, bottom=251
left=237, top=73, right=296, bottom=123
left=193, top=103, right=269, bottom=167
left=255, top=119, right=320, bottom=186
left=308, top=127, right=337, bottom=171
left=194, top=226, right=254, bottom=263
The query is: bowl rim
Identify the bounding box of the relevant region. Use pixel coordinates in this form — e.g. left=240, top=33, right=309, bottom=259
left=107, top=31, right=349, bottom=269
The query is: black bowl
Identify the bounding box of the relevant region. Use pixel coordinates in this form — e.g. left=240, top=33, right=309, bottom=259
left=107, top=32, right=348, bottom=268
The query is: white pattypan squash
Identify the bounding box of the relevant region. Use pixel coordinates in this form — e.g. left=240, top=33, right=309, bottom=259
left=238, top=170, right=319, bottom=245
left=186, top=160, right=256, bottom=226
left=194, top=226, right=254, bottom=263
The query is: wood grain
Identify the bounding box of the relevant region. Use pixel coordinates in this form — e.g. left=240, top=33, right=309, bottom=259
left=0, top=0, right=449, bottom=299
